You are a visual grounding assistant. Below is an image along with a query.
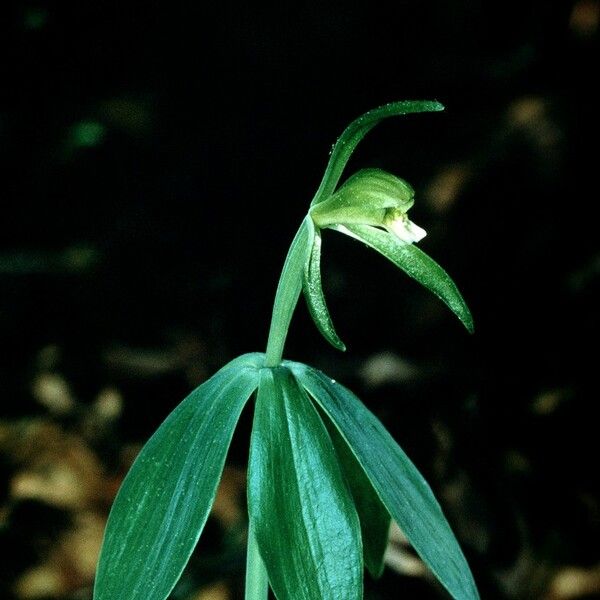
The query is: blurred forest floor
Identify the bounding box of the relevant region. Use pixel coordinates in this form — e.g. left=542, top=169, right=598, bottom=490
left=1, top=1, right=599, bottom=599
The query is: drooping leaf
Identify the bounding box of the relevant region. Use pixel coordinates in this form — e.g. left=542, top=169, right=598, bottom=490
left=248, top=367, right=362, bottom=600
left=94, top=353, right=263, bottom=600
left=288, top=361, right=479, bottom=600
left=335, top=223, right=474, bottom=333
left=311, top=101, right=444, bottom=206
left=302, top=220, right=346, bottom=351
left=321, top=409, right=390, bottom=578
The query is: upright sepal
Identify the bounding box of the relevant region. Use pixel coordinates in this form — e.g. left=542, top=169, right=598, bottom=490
left=248, top=367, right=362, bottom=600
left=94, top=353, right=263, bottom=600
left=311, top=101, right=444, bottom=205
left=287, top=360, right=479, bottom=600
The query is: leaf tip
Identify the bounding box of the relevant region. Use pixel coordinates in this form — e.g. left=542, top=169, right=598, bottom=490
left=325, top=332, right=347, bottom=352
left=461, top=309, right=475, bottom=334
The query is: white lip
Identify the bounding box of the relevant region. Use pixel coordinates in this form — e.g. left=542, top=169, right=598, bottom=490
left=385, top=216, right=427, bottom=244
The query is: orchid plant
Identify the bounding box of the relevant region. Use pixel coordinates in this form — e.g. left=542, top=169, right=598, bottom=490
left=93, top=101, right=479, bottom=600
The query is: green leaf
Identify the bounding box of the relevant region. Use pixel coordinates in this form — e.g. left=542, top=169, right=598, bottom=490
left=248, top=367, right=362, bottom=600
left=311, top=101, right=444, bottom=206
left=288, top=361, right=479, bottom=600
left=94, top=353, right=263, bottom=600
left=302, top=219, right=346, bottom=351
left=335, top=223, right=474, bottom=333
left=321, top=412, right=390, bottom=578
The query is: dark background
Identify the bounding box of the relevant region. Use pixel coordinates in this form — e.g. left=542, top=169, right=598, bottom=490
left=1, top=1, right=598, bottom=599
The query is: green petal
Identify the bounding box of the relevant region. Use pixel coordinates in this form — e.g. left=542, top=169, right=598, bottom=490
left=94, top=353, right=263, bottom=600
left=302, top=220, right=346, bottom=351
left=288, top=361, right=479, bottom=600
left=310, top=168, right=415, bottom=228
left=311, top=101, right=444, bottom=206
left=248, top=367, right=362, bottom=600
left=336, top=223, right=474, bottom=333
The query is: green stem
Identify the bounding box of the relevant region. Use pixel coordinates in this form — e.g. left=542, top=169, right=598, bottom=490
left=264, top=218, right=311, bottom=366
left=245, top=523, right=269, bottom=600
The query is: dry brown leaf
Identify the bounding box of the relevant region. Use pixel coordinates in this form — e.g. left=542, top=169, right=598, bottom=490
left=546, top=564, right=600, bottom=599
left=12, top=511, right=105, bottom=599
left=385, top=522, right=426, bottom=577
left=189, top=580, right=230, bottom=600
left=31, top=373, right=75, bottom=415
left=2, top=420, right=106, bottom=509
left=506, top=97, right=561, bottom=151
left=570, top=0, right=600, bottom=37
left=424, top=163, right=472, bottom=214
left=359, top=351, right=420, bottom=387
left=13, top=565, right=65, bottom=599
left=211, top=466, right=246, bottom=528
left=60, top=511, right=106, bottom=580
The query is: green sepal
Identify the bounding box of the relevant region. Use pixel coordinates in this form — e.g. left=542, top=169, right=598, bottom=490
left=310, top=168, right=414, bottom=229
left=93, top=353, right=263, bottom=600
left=248, top=366, right=362, bottom=600
left=302, top=218, right=346, bottom=351
left=321, top=409, right=391, bottom=578
left=311, top=101, right=444, bottom=206
left=287, top=361, right=479, bottom=600
left=335, top=223, right=474, bottom=333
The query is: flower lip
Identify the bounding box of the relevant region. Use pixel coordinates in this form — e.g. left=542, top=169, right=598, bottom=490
left=383, top=208, right=427, bottom=244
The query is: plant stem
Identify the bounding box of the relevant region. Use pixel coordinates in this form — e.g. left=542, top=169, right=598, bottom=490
left=264, top=218, right=311, bottom=366
left=245, top=523, right=269, bottom=600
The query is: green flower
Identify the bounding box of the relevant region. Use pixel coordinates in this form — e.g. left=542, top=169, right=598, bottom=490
left=310, top=168, right=426, bottom=244
left=303, top=168, right=472, bottom=352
